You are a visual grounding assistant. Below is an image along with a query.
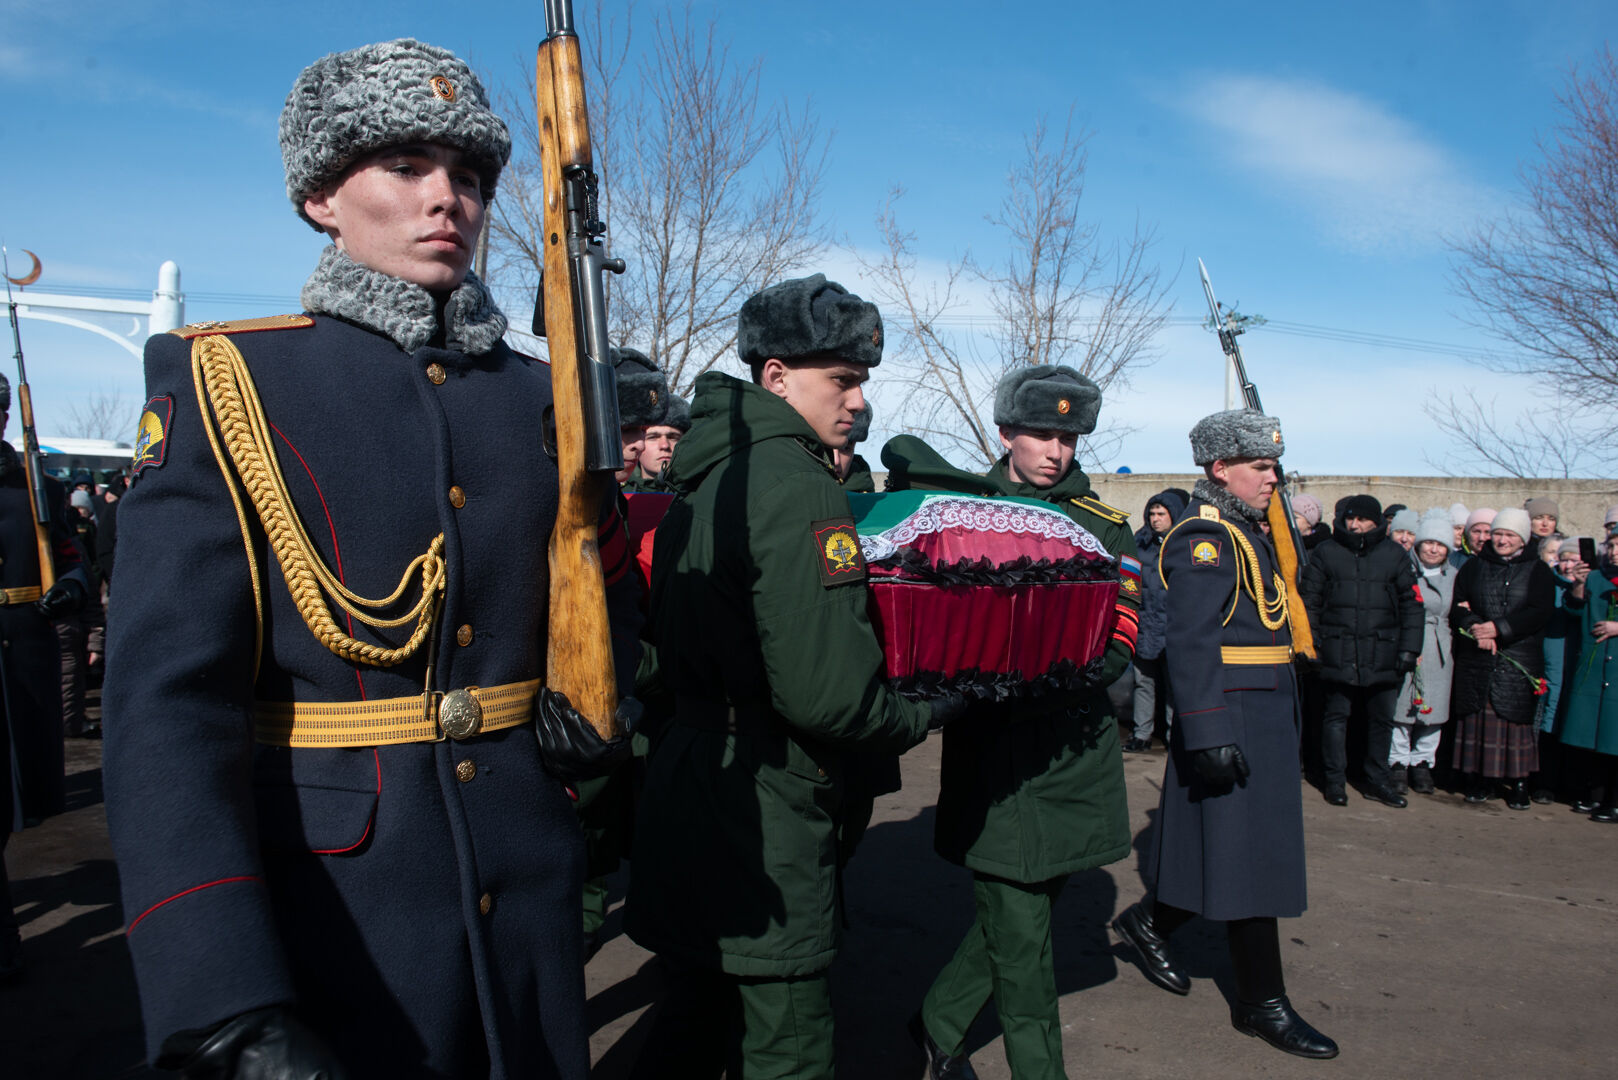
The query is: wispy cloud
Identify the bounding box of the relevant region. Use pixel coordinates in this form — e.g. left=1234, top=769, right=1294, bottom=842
left=1170, top=74, right=1502, bottom=253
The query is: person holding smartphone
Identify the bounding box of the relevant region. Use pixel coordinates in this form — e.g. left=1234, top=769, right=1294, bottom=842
left=1558, top=533, right=1618, bottom=821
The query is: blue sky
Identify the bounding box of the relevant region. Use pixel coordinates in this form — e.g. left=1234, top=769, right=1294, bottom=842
left=3, top=0, right=1614, bottom=475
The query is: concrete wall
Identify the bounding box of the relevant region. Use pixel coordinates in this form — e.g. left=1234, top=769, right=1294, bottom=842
left=868, top=471, right=1618, bottom=538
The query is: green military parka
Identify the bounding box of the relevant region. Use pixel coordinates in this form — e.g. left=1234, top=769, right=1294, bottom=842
left=625, top=373, right=931, bottom=977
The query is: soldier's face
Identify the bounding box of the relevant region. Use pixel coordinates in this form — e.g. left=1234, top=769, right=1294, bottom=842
left=1210, top=457, right=1278, bottom=511
left=642, top=425, right=681, bottom=477
left=616, top=425, right=647, bottom=484
left=760, top=358, right=868, bottom=449
left=303, top=144, right=485, bottom=292
left=999, top=427, right=1077, bottom=488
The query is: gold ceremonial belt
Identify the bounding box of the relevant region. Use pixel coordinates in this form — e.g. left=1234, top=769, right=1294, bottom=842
left=0, top=586, right=42, bottom=606
left=253, top=679, right=541, bottom=748
left=1221, top=645, right=1294, bottom=665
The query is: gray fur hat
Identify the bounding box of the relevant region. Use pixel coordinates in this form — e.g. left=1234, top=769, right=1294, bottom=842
left=1415, top=510, right=1453, bottom=550
left=0, top=370, right=9, bottom=412
left=738, top=274, right=884, bottom=368
left=1189, top=407, right=1285, bottom=465
left=281, top=39, right=512, bottom=230
left=612, top=346, right=671, bottom=428
left=993, top=365, right=1101, bottom=436
left=848, top=404, right=873, bottom=445
left=658, top=394, right=691, bottom=434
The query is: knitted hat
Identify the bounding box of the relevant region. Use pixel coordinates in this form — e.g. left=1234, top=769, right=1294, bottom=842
left=611, top=345, right=671, bottom=428
left=1415, top=510, right=1453, bottom=550
left=993, top=365, right=1102, bottom=436
left=1389, top=508, right=1420, bottom=534
left=659, top=394, right=691, bottom=433
left=1491, top=507, right=1531, bottom=541
left=1525, top=497, right=1559, bottom=520
left=1189, top=408, right=1285, bottom=465
left=1449, top=502, right=1470, bottom=526
left=1465, top=507, right=1497, bottom=529
left=1291, top=493, right=1323, bottom=527
left=738, top=274, right=883, bottom=368
left=281, top=39, right=512, bottom=230
left=848, top=404, right=873, bottom=445
left=1342, top=494, right=1382, bottom=522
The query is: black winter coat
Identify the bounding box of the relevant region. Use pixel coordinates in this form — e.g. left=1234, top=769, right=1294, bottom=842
left=1300, top=523, right=1424, bottom=687
left=1450, top=543, right=1556, bottom=724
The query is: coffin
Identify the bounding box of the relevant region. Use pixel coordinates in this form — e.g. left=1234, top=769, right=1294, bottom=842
left=623, top=490, right=1121, bottom=701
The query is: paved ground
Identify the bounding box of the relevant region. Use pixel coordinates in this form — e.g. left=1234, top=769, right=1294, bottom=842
left=5, top=733, right=1616, bottom=1078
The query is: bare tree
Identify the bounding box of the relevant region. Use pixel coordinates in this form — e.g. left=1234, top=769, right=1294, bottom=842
left=1423, top=387, right=1612, bottom=478
left=487, top=1, right=829, bottom=391
left=62, top=390, right=132, bottom=442
left=1449, top=50, right=1618, bottom=416
left=854, top=113, right=1175, bottom=469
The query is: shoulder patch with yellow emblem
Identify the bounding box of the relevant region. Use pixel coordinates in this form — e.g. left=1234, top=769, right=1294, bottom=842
left=811, top=516, right=866, bottom=587
left=131, top=395, right=174, bottom=477
left=1190, top=537, right=1222, bottom=568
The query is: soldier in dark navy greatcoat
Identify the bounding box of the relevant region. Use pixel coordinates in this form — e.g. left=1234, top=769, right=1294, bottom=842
left=0, top=370, right=89, bottom=980
left=1112, top=408, right=1339, bottom=1060
left=103, top=39, right=636, bottom=1078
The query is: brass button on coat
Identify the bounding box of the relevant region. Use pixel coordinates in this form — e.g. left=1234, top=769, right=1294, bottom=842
left=457, top=623, right=474, bottom=647
left=426, top=362, right=447, bottom=385
left=456, top=759, right=476, bottom=783
left=449, top=485, right=466, bottom=509
left=478, top=892, right=493, bottom=916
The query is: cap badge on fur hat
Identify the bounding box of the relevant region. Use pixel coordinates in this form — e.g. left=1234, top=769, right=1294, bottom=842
left=1058, top=399, right=1071, bottom=415
left=430, top=75, right=455, bottom=101
left=1272, top=430, right=1282, bottom=444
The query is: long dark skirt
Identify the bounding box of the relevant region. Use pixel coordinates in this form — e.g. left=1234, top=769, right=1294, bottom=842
left=1453, top=703, right=1539, bottom=779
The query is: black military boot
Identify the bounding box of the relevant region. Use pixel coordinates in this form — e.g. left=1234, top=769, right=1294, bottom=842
left=909, top=1013, right=979, bottom=1080
left=1230, top=996, right=1340, bottom=1059
left=1112, top=902, right=1191, bottom=995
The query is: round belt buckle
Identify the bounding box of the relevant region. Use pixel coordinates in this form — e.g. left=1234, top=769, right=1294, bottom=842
left=440, top=688, right=483, bottom=740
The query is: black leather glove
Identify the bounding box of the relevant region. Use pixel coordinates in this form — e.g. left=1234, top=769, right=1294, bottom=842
left=536, top=688, right=634, bottom=783
left=1191, top=744, right=1250, bottom=789
left=927, top=691, right=968, bottom=730
left=1395, top=651, right=1419, bottom=675
left=34, top=577, right=86, bottom=621
left=173, top=1006, right=349, bottom=1080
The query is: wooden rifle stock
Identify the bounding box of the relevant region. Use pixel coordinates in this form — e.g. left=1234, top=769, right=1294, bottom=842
left=537, top=8, right=622, bottom=739
left=1266, top=481, right=1314, bottom=660
left=5, top=276, right=54, bottom=592
left=16, top=382, right=56, bottom=592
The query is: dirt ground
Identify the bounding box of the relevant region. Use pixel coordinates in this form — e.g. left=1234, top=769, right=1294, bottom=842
left=4, top=732, right=1616, bottom=1078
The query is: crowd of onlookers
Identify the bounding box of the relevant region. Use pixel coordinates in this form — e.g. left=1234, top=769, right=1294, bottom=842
left=51, top=468, right=123, bottom=742
left=1125, top=489, right=1618, bottom=823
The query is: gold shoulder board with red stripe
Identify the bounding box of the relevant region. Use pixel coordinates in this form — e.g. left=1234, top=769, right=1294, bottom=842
left=168, top=314, right=315, bottom=339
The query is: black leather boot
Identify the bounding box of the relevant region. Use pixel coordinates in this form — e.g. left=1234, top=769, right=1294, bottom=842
left=1231, top=996, right=1340, bottom=1059
left=1505, top=779, right=1531, bottom=810
left=909, top=1013, right=980, bottom=1080
left=1112, top=902, right=1191, bottom=995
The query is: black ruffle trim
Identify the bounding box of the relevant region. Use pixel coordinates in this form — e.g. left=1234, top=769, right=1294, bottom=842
left=873, top=548, right=1118, bottom=586
left=893, top=655, right=1107, bottom=704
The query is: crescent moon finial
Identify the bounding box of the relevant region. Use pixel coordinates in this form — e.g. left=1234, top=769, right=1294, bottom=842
left=5, top=249, right=42, bottom=287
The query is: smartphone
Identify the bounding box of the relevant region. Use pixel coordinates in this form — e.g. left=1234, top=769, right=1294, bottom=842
left=1580, top=537, right=1598, bottom=566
